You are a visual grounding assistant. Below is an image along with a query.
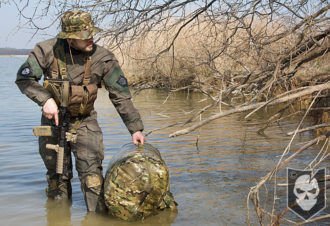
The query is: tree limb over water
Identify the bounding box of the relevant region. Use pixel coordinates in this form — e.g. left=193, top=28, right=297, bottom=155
left=12, top=1, right=330, bottom=225
left=169, top=83, right=330, bottom=137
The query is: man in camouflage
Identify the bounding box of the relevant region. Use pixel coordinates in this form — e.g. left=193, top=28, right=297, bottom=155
left=15, top=10, right=146, bottom=212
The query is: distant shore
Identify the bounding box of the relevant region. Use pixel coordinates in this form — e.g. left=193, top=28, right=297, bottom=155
left=0, top=55, right=27, bottom=57
left=0, top=48, right=32, bottom=56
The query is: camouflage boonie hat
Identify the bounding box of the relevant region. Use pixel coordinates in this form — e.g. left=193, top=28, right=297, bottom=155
left=57, top=10, right=102, bottom=40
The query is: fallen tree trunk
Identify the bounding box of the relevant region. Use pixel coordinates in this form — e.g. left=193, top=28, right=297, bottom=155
left=169, top=82, right=330, bottom=137
left=287, top=123, right=330, bottom=135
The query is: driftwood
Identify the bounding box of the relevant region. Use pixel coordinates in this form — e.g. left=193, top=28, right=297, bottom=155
left=257, top=104, right=298, bottom=135
left=169, top=83, right=330, bottom=137
left=287, top=123, right=330, bottom=136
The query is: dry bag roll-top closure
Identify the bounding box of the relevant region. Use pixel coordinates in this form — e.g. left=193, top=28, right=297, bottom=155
left=47, top=40, right=98, bottom=117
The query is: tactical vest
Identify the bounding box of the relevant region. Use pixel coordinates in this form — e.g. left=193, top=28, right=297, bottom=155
left=47, top=39, right=98, bottom=117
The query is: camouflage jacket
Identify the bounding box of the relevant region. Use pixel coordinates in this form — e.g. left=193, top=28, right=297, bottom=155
left=15, top=38, right=144, bottom=134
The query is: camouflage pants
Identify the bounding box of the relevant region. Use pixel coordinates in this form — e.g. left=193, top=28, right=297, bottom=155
left=39, top=111, right=105, bottom=211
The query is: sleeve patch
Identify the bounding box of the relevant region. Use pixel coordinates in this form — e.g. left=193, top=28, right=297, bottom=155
left=21, top=67, right=31, bottom=76
left=16, top=61, right=32, bottom=80
left=16, top=56, right=43, bottom=81
left=117, top=75, right=128, bottom=87
left=104, top=66, right=131, bottom=97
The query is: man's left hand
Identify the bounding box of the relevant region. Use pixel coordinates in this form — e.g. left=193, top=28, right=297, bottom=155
left=132, top=131, right=146, bottom=145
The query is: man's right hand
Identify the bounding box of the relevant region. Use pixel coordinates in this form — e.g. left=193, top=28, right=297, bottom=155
left=42, top=98, right=59, bottom=126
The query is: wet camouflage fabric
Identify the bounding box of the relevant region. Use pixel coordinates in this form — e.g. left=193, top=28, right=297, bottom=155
left=104, top=143, right=177, bottom=221
left=57, top=10, right=102, bottom=40
left=46, top=177, right=72, bottom=200
left=39, top=111, right=105, bottom=211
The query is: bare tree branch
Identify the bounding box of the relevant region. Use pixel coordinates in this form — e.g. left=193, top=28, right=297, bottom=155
left=169, top=83, right=330, bottom=137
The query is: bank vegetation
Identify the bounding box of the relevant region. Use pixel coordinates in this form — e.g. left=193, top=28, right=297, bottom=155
left=11, top=0, right=330, bottom=225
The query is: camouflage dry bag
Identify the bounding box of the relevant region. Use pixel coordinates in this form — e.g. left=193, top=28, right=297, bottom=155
left=104, top=143, right=177, bottom=221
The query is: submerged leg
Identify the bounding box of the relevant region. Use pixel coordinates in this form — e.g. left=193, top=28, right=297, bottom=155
left=39, top=116, right=73, bottom=200
left=71, top=117, right=106, bottom=212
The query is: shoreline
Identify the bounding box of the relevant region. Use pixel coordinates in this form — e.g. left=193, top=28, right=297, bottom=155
left=0, top=55, right=28, bottom=57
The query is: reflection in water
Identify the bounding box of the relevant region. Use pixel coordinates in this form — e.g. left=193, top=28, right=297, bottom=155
left=45, top=200, right=72, bottom=226
left=0, top=57, right=327, bottom=225
left=80, top=209, right=177, bottom=226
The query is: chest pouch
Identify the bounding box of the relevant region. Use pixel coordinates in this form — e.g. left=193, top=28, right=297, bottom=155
left=68, top=84, right=98, bottom=117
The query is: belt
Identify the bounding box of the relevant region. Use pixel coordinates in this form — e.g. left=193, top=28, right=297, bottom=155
left=70, top=113, right=91, bottom=121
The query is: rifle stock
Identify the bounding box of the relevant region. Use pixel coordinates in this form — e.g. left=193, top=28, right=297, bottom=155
left=33, top=126, right=53, bottom=136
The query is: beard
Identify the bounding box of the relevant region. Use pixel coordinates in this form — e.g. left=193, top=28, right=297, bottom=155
left=70, top=40, right=94, bottom=53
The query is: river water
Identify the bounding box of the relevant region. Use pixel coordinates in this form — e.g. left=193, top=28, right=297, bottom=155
left=0, top=56, right=328, bottom=226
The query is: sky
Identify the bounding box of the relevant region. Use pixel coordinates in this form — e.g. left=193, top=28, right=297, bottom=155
left=0, top=2, right=58, bottom=49
left=0, top=0, right=327, bottom=49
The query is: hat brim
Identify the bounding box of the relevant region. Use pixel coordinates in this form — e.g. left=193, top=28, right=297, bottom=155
left=57, top=27, right=102, bottom=40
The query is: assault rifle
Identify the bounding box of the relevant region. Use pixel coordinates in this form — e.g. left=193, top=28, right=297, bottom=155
left=32, top=79, right=76, bottom=174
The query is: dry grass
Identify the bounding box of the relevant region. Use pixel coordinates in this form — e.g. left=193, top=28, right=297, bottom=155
left=111, top=17, right=328, bottom=94
left=109, top=17, right=329, bottom=135
left=107, top=15, right=329, bottom=226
